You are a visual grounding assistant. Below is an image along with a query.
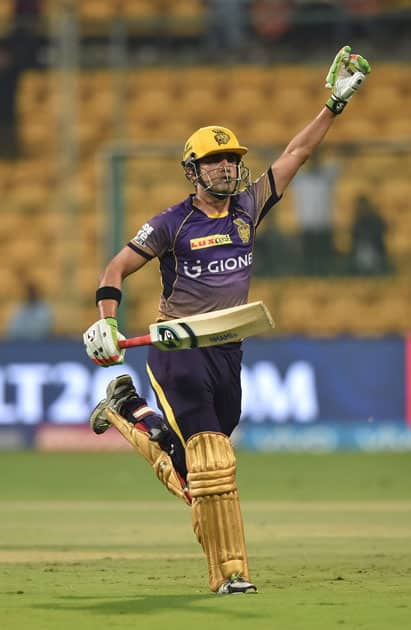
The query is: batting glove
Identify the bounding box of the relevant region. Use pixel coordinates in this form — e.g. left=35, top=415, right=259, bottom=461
left=83, top=317, right=126, bottom=367
left=325, top=45, right=371, bottom=115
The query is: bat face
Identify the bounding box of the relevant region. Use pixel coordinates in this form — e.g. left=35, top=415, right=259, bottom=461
left=153, top=322, right=242, bottom=350
left=149, top=302, right=274, bottom=351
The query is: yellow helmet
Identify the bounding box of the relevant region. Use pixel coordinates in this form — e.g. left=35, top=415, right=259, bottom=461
left=182, top=125, right=248, bottom=165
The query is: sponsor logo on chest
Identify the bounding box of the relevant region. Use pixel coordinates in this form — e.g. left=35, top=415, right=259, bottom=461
left=190, top=234, right=232, bottom=250
left=182, top=252, right=253, bottom=278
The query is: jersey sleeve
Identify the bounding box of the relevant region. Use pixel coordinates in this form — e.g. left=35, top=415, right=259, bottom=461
left=237, top=168, right=282, bottom=227
left=128, top=209, right=173, bottom=259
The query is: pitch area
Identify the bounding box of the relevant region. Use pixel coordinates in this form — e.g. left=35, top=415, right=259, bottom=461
left=0, top=451, right=410, bottom=630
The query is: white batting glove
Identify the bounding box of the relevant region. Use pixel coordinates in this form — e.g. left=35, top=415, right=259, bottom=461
left=325, top=45, right=371, bottom=115
left=83, top=317, right=126, bottom=367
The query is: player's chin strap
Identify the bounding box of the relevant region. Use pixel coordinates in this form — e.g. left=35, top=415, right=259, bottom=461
left=184, top=160, right=251, bottom=198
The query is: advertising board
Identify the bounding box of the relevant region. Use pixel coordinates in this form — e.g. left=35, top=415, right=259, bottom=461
left=0, top=337, right=408, bottom=450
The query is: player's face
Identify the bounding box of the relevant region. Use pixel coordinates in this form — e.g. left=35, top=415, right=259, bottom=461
left=198, top=152, right=240, bottom=195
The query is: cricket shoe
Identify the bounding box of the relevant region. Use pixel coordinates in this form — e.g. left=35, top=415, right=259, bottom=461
left=90, top=374, right=153, bottom=435
left=217, top=574, right=257, bottom=595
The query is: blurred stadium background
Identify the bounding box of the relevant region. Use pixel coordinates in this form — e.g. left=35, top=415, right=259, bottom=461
left=1, top=0, right=411, bottom=452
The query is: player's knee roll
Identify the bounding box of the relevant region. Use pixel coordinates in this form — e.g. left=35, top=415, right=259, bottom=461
left=186, top=432, right=237, bottom=497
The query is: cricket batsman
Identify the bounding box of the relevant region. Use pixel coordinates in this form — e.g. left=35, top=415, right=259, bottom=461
left=83, top=46, right=370, bottom=594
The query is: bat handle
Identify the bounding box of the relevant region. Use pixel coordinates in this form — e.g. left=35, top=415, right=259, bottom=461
left=118, top=334, right=152, bottom=349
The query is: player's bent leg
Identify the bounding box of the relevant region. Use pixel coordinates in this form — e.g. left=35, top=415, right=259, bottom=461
left=89, top=375, right=190, bottom=504
left=186, top=431, right=257, bottom=594
left=90, top=374, right=149, bottom=435
left=106, top=408, right=191, bottom=505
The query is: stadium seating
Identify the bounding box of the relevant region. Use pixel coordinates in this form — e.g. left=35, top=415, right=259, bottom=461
left=40, top=0, right=205, bottom=37
left=1, top=62, right=410, bottom=337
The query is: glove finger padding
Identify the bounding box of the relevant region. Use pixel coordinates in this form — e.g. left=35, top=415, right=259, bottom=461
left=348, top=53, right=371, bottom=76
left=325, top=45, right=371, bottom=115
left=325, top=45, right=352, bottom=89
left=83, top=317, right=126, bottom=366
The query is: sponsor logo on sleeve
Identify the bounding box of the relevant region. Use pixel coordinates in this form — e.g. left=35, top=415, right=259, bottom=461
left=134, top=223, right=154, bottom=246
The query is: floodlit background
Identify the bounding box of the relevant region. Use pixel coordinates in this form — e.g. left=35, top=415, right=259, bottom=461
left=0, top=0, right=411, bottom=449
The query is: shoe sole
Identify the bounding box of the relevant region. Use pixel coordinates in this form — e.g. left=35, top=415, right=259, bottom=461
left=218, top=587, right=258, bottom=595
left=217, top=580, right=258, bottom=595
left=90, top=399, right=110, bottom=434
left=90, top=374, right=134, bottom=435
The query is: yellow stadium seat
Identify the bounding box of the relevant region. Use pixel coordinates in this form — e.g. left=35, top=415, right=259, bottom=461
left=174, top=67, right=227, bottom=92
left=0, top=0, right=13, bottom=32
left=382, top=117, right=411, bottom=139
left=127, top=86, right=174, bottom=121
left=128, top=68, right=181, bottom=93
left=361, top=85, right=402, bottom=118
left=176, top=87, right=222, bottom=123
left=17, top=71, right=52, bottom=118
left=225, top=86, right=268, bottom=120
left=27, top=265, right=61, bottom=299
left=78, top=72, right=114, bottom=125
left=19, top=118, right=58, bottom=156
left=168, top=0, right=204, bottom=17
left=73, top=265, right=101, bottom=300
left=167, top=0, right=205, bottom=34
left=378, top=179, right=410, bottom=214
left=246, top=118, right=292, bottom=146
left=122, top=0, right=161, bottom=20
left=0, top=267, right=22, bottom=303
left=76, top=0, right=118, bottom=22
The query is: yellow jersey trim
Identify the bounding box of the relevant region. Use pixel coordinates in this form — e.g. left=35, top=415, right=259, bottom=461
left=146, top=363, right=186, bottom=448
left=204, top=210, right=229, bottom=218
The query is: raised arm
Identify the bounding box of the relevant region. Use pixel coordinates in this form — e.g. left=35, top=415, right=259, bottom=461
left=272, top=108, right=335, bottom=197
left=272, top=45, right=371, bottom=197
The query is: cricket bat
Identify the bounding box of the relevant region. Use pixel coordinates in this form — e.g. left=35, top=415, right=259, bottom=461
left=118, top=301, right=274, bottom=351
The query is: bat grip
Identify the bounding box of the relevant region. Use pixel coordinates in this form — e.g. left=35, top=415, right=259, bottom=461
left=118, top=334, right=151, bottom=349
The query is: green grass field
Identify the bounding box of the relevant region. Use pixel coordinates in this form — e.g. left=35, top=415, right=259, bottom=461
left=0, top=451, right=410, bottom=630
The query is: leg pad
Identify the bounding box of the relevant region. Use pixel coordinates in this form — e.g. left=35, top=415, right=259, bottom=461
left=186, top=432, right=250, bottom=592
left=106, top=408, right=190, bottom=505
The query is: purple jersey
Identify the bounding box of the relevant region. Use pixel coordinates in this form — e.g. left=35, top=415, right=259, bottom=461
left=128, top=169, right=281, bottom=319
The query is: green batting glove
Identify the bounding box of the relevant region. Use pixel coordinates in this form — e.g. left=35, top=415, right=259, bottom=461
left=325, top=45, right=371, bottom=115
left=83, top=316, right=126, bottom=366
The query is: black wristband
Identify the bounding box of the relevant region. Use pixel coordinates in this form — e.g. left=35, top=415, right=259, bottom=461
left=95, top=286, right=122, bottom=306
left=325, top=95, right=347, bottom=115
